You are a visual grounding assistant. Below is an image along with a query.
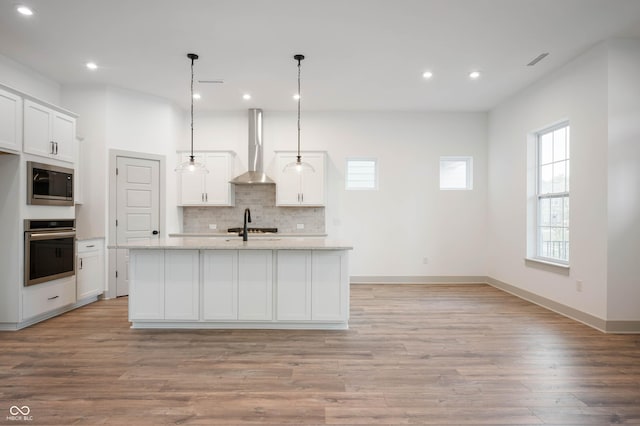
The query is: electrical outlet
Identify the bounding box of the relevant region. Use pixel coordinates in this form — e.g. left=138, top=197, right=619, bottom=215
left=208, top=224, right=217, bottom=230
left=576, top=280, right=583, bottom=292
left=296, top=223, right=305, bottom=230
left=422, top=257, right=429, bottom=264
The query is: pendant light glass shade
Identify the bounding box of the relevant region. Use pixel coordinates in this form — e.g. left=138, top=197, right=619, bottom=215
left=283, top=54, right=315, bottom=174
left=176, top=53, right=209, bottom=174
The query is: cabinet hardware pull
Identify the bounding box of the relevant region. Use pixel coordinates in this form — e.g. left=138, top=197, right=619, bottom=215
left=48, top=295, right=59, bottom=300
left=50, top=141, right=55, bottom=154
left=80, top=259, right=83, bottom=269
left=205, top=193, right=208, bottom=202
left=86, top=245, right=95, bottom=248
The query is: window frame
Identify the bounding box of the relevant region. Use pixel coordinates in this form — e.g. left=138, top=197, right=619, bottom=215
left=439, top=156, right=473, bottom=190
left=534, top=122, right=570, bottom=265
left=345, top=157, right=378, bottom=191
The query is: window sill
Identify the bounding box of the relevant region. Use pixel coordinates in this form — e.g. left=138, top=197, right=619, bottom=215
left=524, top=257, right=570, bottom=275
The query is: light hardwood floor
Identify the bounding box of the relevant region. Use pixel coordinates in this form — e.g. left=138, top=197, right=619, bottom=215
left=1, top=284, right=639, bottom=425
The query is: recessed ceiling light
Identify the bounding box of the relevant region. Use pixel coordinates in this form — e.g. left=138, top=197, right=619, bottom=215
left=86, top=62, right=98, bottom=70
left=192, top=93, right=201, bottom=100
left=422, top=71, right=433, bottom=79
left=293, top=93, right=300, bottom=100
left=469, top=71, right=481, bottom=80
left=242, top=93, right=251, bottom=100
left=16, top=5, right=34, bottom=16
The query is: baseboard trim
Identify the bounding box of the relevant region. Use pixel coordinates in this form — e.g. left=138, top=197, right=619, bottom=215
left=350, top=276, right=487, bottom=284
left=0, top=296, right=99, bottom=331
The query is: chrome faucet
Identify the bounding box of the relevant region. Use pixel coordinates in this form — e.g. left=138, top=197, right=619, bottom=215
left=242, top=208, right=252, bottom=241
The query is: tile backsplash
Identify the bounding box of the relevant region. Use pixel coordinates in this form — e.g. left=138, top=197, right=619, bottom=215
left=182, top=185, right=325, bottom=233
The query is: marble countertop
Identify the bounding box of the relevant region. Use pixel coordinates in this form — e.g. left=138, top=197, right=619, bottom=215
left=109, top=237, right=353, bottom=251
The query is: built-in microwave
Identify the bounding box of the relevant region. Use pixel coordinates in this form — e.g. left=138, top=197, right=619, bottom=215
left=27, top=161, right=74, bottom=206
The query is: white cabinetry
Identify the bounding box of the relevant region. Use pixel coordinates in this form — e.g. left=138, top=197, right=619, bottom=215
left=238, top=251, right=273, bottom=320
left=275, top=152, right=326, bottom=206
left=164, top=250, right=199, bottom=320
left=129, top=250, right=165, bottom=320
left=23, top=99, right=76, bottom=163
left=22, top=276, right=76, bottom=320
left=276, top=250, right=312, bottom=320
left=178, top=151, right=235, bottom=206
left=129, top=249, right=199, bottom=321
left=203, top=250, right=238, bottom=320
left=312, top=251, right=349, bottom=321
left=76, top=239, right=105, bottom=300
left=0, top=88, right=21, bottom=153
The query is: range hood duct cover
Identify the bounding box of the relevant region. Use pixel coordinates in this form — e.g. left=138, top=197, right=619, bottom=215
left=230, top=108, right=275, bottom=185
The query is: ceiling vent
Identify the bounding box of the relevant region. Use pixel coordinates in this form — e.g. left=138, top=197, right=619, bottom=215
left=527, top=52, right=549, bottom=66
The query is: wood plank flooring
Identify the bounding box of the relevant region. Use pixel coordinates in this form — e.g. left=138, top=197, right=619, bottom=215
left=1, top=284, right=639, bottom=425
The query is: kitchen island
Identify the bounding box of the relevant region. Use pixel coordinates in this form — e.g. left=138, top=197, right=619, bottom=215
left=112, top=238, right=352, bottom=330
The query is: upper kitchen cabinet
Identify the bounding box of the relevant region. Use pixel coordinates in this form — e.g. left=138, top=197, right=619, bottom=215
left=0, top=88, right=22, bottom=153
left=177, top=151, right=236, bottom=206
left=275, top=151, right=326, bottom=206
left=23, top=99, right=76, bottom=163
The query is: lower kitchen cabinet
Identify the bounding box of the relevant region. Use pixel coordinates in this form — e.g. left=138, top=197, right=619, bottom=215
left=276, top=250, right=312, bottom=320
left=129, top=250, right=165, bottom=320
left=238, top=250, right=273, bottom=321
left=22, top=276, right=76, bottom=320
left=129, top=250, right=199, bottom=321
left=76, top=239, right=105, bottom=300
left=203, top=250, right=238, bottom=320
left=164, top=250, right=199, bottom=320
left=312, top=251, right=349, bottom=321
left=128, top=247, right=350, bottom=329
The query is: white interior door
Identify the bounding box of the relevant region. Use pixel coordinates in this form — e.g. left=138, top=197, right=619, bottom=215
left=115, top=156, right=160, bottom=297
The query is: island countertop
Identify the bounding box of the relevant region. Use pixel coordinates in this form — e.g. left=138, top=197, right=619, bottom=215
left=109, top=237, right=353, bottom=251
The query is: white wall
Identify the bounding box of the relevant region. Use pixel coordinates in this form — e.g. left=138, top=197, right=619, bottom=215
left=607, top=39, right=640, bottom=321
left=0, top=53, right=60, bottom=104
left=195, top=110, right=489, bottom=278
left=488, top=45, right=610, bottom=318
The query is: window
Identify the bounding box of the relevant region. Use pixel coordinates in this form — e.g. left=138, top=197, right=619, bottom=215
left=535, top=123, right=570, bottom=263
left=440, top=156, right=473, bottom=190
left=346, top=158, right=377, bottom=190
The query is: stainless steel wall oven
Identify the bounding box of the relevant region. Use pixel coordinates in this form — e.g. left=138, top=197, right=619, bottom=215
left=24, top=219, right=76, bottom=286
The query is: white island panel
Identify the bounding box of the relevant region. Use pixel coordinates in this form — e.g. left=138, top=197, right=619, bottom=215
left=202, top=250, right=238, bottom=320
left=165, top=250, right=199, bottom=320
left=238, top=251, right=273, bottom=321
left=276, top=250, right=312, bottom=321
left=129, top=250, right=164, bottom=320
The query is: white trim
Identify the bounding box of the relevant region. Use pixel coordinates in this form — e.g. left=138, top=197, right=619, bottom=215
left=131, top=320, right=348, bottom=330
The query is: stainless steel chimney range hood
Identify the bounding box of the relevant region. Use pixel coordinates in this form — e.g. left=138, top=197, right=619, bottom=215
left=230, top=108, right=275, bottom=185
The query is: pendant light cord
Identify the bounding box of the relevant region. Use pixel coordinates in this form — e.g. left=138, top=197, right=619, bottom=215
left=190, top=55, right=195, bottom=162
left=296, top=55, right=303, bottom=162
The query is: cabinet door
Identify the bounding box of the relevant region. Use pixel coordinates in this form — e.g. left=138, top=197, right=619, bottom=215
left=276, top=250, right=311, bottom=320
left=52, top=112, right=76, bottom=163
left=0, top=89, right=21, bottom=152
left=203, top=153, right=234, bottom=205
left=129, top=250, right=165, bottom=320
left=178, top=153, right=206, bottom=205
left=238, top=250, right=273, bottom=320
left=300, top=154, right=325, bottom=206
left=164, top=250, right=199, bottom=320
left=77, top=251, right=104, bottom=300
left=311, top=251, right=348, bottom=321
left=202, top=250, right=238, bottom=320
left=275, top=154, right=302, bottom=205
left=24, top=99, right=53, bottom=158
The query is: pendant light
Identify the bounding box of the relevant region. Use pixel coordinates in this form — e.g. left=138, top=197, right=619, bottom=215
left=283, top=54, right=315, bottom=173
left=175, top=53, right=209, bottom=174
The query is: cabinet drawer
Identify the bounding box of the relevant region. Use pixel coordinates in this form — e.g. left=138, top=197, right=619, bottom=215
left=77, top=239, right=103, bottom=253
left=23, top=277, right=76, bottom=320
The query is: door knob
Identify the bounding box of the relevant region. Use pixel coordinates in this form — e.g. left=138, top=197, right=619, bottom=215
left=152, top=230, right=159, bottom=235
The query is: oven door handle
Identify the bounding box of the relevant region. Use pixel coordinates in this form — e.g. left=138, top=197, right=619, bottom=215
left=28, top=231, right=76, bottom=241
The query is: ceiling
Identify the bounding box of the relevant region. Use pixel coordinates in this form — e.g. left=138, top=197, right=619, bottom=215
left=1, top=0, right=640, bottom=112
